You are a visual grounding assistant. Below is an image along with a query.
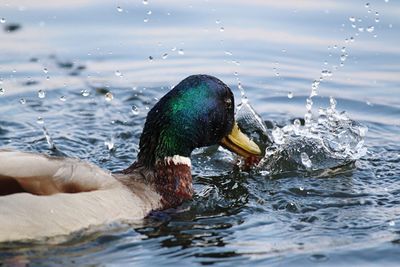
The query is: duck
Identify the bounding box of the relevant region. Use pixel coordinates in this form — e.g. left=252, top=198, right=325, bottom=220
left=0, top=74, right=261, bottom=243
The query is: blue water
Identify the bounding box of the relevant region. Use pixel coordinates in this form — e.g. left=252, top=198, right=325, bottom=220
left=1, top=0, right=400, bottom=266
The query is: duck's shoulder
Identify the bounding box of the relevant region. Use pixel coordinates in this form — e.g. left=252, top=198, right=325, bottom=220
left=0, top=150, right=118, bottom=195
left=114, top=163, right=158, bottom=198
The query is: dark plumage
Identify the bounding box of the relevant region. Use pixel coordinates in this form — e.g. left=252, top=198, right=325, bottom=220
left=136, top=75, right=235, bottom=167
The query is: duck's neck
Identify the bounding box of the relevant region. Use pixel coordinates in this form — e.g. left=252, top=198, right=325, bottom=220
left=123, top=155, right=193, bottom=209
left=155, top=156, right=193, bottom=208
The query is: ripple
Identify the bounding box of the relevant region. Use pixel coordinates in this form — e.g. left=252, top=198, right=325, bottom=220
left=0, top=80, right=399, bottom=266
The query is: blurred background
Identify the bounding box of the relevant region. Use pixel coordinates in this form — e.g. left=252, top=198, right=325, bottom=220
left=1, top=0, right=399, bottom=106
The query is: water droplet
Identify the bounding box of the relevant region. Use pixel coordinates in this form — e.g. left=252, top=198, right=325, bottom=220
left=359, top=126, right=368, bottom=137
left=312, top=80, right=320, bottom=90
left=224, top=51, right=233, bottom=56
left=115, top=70, right=122, bottom=77
left=104, top=139, right=114, bottom=151
left=351, top=23, right=356, bottom=28
left=306, top=98, right=313, bottom=111
left=367, top=26, right=374, bottom=32
left=389, top=220, right=395, bottom=226
left=330, top=96, right=337, bottom=109
left=19, top=98, right=26, bottom=104
left=340, top=54, right=347, bottom=62
left=341, top=46, right=346, bottom=53
left=0, top=88, right=4, bottom=95
left=0, top=18, right=5, bottom=24
left=287, top=92, right=293, bottom=99
left=321, top=70, right=332, bottom=77
left=148, top=56, right=153, bottom=61
left=81, top=89, right=90, bottom=97
left=301, top=152, right=312, bottom=168
left=220, top=27, right=225, bottom=32
left=293, top=119, right=301, bottom=128
left=318, top=113, right=328, bottom=124
left=143, top=18, right=149, bottom=23
left=350, top=36, right=355, bottom=42
left=349, top=16, right=356, bottom=22
left=131, top=105, right=140, bottom=115
left=162, top=53, right=168, bottom=59
left=237, top=81, right=244, bottom=94
left=105, top=92, right=113, bottom=101
left=311, top=87, right=318, bottom=97
left=375, top=17, right=380, bottom=23
left=147, top=10, right=152, bottom=15
left=365, top=3, right=370, bottom=8
left=59, top=95, right=66, bottom=102
left=38, top=89, right=46, bottom=98
left=117, top=6, right=123, bottom=12
left=43, top=68, right=48, bottom=74
left=142, top=0, right=148, bottom=5
left=215, top=19, right=221, bottom=24
left=304, top=112, right=312, bottom=125
left=178, top=49, right=184, bottom=55
left=358, top=27, right=364, bottom=32
left=37, top=117, right=44, bottom=124
left=272, top=127, right=284, bottom=145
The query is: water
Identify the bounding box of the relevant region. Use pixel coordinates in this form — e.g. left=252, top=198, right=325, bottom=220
left=1, top=0, right=400, bottom=266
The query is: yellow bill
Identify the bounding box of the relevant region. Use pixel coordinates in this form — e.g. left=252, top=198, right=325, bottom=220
left=220, top=122, right=261, bottom=158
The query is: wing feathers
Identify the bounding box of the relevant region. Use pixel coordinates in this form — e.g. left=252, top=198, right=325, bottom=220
left=0, top=150, right=117, bottom=194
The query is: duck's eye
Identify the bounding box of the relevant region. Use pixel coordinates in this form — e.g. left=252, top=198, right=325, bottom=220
left=225, top=98, right=232, bottom=109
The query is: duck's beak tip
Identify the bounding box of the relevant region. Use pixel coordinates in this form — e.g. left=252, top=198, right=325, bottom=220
left=220, top=122, right=262, bottom=159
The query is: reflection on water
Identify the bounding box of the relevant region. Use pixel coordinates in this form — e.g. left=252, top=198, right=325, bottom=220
left=1, top=0, right=400, bottom=266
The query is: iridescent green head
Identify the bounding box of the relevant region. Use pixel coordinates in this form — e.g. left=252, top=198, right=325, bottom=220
left=137, top=74, right=261, bottom=167
left=137, top=75, right=233, bottom=166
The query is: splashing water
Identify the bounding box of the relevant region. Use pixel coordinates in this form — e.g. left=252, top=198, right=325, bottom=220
left=235, top=95, right=367, bottom=175
left=241, top=1, right=371, bottom=175
left=42, top=126, right=56, bottom=150
left=236, top=98, right=271, bottom=150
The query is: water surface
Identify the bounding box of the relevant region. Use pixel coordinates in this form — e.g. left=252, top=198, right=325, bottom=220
left=1, top=0, right=400, bottom=266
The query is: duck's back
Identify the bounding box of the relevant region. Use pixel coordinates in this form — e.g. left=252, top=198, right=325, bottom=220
left=0, top=150, right=116, bottom=195
left=0, top=150, right=161, bottom=242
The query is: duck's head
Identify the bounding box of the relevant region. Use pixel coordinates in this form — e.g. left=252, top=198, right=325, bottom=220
left=127, top=74, right=261, bottom=208
left=137, top=74, right=261, bottom=167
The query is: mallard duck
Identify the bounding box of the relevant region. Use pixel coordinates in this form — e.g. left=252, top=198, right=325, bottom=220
left=0, top=74, right=261, bottom=242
